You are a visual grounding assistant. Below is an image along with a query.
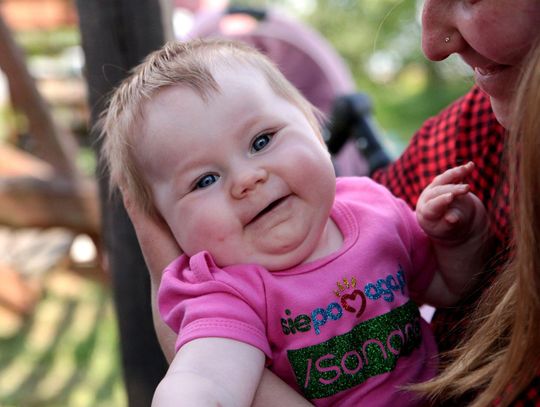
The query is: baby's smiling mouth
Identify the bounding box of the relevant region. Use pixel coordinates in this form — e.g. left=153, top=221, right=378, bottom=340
left=248, top=195, right=290, bottom=225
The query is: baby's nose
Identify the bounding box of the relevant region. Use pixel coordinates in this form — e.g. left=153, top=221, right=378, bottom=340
left=230, top=167, right=268, bottom=199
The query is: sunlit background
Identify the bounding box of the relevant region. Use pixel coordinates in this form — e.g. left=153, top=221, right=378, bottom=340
left=0, top=0, right=473, bottom=405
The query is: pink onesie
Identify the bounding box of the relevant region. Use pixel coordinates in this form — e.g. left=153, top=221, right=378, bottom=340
left=158, top=177, right=438, bottom=406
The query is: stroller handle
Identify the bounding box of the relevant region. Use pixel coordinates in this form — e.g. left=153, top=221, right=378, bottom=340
left=226, top=6, right=267, bottom=21
left=326, top=93, right=392, bottom=175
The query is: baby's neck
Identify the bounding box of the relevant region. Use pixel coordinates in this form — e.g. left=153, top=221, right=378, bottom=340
left=302, top=218, right=343, bottom=264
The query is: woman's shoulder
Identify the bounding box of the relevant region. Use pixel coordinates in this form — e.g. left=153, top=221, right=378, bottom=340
left=371, top=86, right=503, bottom=205
left=419, top=86, right=497, bottom=138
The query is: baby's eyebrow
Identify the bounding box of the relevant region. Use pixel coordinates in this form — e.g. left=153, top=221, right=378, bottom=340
left=171, top=149, right=220, bottom=186
left=231, top=112, right=273, bottom=139
left=170, top=159, right=199, bottom=190
left=171, top=175, right=199, bottom=197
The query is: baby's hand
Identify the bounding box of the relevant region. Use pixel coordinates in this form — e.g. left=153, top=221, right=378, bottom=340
left=417, top=162, right=483, bottom=244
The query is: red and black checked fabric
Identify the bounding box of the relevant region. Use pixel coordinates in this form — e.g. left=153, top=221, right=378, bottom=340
left=373, top=86, right=540, bottom=405
left=372, top=86, right=509, bottom=350
left=508, top=371, right=540, bottom=407
left=372, top=86, right=509, bottom=251
left=523, top=377, right=540, bottom=407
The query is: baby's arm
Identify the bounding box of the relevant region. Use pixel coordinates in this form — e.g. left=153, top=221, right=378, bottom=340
left=122, top=192, right=312, bottom=407
left=416, top=162, right=488, bottom=306
left=152, top=337, right=265, bottom=407
left=254, top=370, right=314, bottom=406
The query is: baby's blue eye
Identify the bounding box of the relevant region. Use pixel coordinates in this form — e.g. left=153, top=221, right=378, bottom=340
left=195, top=174, right=219, bottom=189
left=252, top=133, right=273, bottom=152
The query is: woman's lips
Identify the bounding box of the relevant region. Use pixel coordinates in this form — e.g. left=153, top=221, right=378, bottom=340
left=474, top=63, right=507, bottom=77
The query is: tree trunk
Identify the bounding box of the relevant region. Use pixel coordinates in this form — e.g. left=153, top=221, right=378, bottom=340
left=75, top=1, right=168, bottom=406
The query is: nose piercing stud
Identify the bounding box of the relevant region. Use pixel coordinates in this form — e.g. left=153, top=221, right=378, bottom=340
left=444, top=36, right=451, bottom=43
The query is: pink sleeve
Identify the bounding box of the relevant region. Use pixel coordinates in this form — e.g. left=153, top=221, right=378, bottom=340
left=158, top=252, right=271, bottom=356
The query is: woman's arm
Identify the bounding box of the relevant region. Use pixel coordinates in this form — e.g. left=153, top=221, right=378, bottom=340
left=122, top=192, right=180, bottom=362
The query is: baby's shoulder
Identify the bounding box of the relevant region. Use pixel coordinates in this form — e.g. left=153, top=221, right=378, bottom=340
left=165, top=251, right=265, bottom=284
left=336, top=176, right=397, bottom=203
left=335, top=177, right=416, bottom=227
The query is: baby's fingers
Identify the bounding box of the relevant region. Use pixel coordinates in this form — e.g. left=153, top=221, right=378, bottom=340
left=419, top=192, right=455, bottom=221
left=421, top=183, right=470, bottom=204
left=430, top=161, right=474, bottom=187
left=444, top=208, right=462, bottom=224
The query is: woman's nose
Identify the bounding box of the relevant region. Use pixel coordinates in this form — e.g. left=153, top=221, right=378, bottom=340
left=421, top=0, right=462, bottom=61
left=230, top=166, right=268, bottom=199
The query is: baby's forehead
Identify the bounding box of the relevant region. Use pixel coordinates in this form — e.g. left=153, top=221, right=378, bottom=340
left=132, top=58, right=280, bottom=140
left=212, top=61, right=268, bottom=87
left=155, top=64, right=274, bottom=111
left=142, top=61, right=267, bottom=108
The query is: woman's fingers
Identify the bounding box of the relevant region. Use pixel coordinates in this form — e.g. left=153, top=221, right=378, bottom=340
left=122, top=188, right=181, bottom=281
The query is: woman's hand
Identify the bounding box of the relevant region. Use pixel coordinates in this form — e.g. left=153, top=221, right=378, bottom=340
left=121, top=188, right=181, bottom=362
left=122, top=191, right=181, bottom=284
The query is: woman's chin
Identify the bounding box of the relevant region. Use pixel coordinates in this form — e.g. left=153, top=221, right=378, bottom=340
left=490, top=97, right=513, bottom=130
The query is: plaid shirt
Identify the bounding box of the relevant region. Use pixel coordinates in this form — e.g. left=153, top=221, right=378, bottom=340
left=373, top=86, right=508, bottom=347
left=373, top=86, right=540, bottom=405
left=515, top=372, right=540, bottom=406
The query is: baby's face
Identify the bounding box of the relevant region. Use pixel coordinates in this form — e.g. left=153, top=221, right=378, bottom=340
left=134, top=65, right=337, bottom=271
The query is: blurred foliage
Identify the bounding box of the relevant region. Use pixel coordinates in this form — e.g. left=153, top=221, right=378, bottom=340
left=14, top=27, right=80, bottom=56
left=230, top=0, right=473, bottom=141
left=0, top=105, right=16, bottom=143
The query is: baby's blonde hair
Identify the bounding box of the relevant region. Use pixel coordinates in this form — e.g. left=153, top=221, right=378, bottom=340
left=100, top=38, right=322, bottom=215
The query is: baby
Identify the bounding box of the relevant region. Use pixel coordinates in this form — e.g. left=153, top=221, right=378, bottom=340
left=101, top=39, right=487, bottom=407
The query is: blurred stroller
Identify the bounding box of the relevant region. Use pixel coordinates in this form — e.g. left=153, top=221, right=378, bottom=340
left=173, top=2, right=393, bottom=176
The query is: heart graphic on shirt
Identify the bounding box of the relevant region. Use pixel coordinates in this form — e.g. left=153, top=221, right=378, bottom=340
left=340, top=289, right=367, bottom=318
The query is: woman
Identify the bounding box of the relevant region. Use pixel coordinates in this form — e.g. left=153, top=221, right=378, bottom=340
left=121, top=0, right=540, bottom=405
left=415, top=39, right=540, bottom=407
left=373, top=0, right=540, bottom=354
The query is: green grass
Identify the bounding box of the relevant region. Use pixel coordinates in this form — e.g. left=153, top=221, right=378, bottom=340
left=0, top=269, right=126, bottom=407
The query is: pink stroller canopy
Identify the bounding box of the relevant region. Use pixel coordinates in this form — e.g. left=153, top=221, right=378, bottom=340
left=183, top=7, right=355, bottom=116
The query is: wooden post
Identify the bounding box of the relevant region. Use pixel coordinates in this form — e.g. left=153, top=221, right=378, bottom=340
left=0, top=11, right=99, bottom=238
left=75, top=1, right=168, bottom=405
left=0, top=12, right=79, bottom=176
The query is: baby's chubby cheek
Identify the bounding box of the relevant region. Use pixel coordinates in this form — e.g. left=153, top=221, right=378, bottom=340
left=178, top=220, right=232, bottom=259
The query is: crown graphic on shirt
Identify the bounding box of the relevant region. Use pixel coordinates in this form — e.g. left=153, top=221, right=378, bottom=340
left=333, top=277, right=357, bottom=297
